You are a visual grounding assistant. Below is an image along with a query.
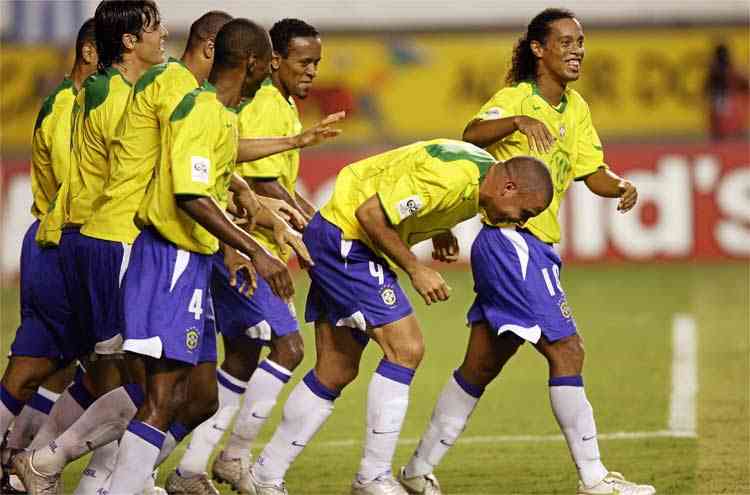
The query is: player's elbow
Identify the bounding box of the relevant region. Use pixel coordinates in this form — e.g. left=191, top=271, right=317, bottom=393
left=462, top=120, right=482, bottom=146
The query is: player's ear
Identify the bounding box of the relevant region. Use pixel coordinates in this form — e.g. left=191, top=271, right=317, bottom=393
left=530, top=39, right=544, bottom=59
left=246, top=54, right=257, bottom=74
left=203, top=39, right=215, bottom=60
left=122, top=32, right=137, bottom=51
left=270, top=50, right=281, bottom=71
left=502, top=179, right=518, bottom=195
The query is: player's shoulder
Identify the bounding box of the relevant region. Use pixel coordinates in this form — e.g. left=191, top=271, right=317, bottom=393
left=169, top=82, right=221, bottom=122
left=564, top=87, right=591, bottom=113
left=420, top=139, right=495, bottom=182
left=134, top=58, right=196, bottom=98
left=490, top=81, right=534, bottom=101
left=82, top=67, right=123, bottom=116
left=34, top=78, right=75, bottom=131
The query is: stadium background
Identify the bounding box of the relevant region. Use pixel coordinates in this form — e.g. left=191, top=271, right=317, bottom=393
left=0, top=1, right=748, bottom=493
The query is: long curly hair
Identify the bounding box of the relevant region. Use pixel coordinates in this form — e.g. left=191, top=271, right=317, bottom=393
left=505, top=8, right=576, bottom=86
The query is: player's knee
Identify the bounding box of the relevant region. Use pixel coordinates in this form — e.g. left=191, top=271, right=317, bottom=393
left=387, top=339, right=425, bottom=369
left=315, top=360, right=359, bottom=391
left=269, top=334, right=305, bottom=371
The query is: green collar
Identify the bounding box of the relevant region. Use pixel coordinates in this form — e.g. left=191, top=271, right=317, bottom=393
left=530, top=81, right=568, bottom=113
left=104, top=66, right=133, bottom=87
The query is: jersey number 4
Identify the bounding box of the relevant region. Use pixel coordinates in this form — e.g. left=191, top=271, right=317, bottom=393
left=188, top=289, right=203, bottom=320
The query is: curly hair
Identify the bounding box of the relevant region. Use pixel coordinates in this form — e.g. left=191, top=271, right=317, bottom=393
left=506, top=8, right=575, bottom=86
left=269, top=18, right=319, bottom=58
left=94, top=0, right=160, bottom=70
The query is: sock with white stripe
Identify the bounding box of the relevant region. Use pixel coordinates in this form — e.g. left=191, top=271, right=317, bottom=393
left=224, top=360, right=292, bottom=460
left=356, top=360, right=415, bottom=483
left=108, top=420, right=165, bottom=494
left=549, top=375, right=608, bottom=487
left=31, top=383, right=144, bottom=476
left=177, top=368, right=247, bottom=476
left=404, top=369, right=483, bottom=478
left=252, top=370, right=337, bottom=485
left=6, top=387, right=59, bottom=450
left=0, top=385, right=25, bottom=443
left=28, top=373, right=95, bottom=450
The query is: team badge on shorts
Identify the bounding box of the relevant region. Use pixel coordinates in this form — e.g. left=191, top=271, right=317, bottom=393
left=185, top=328, right=199, bottom=351
left=559, top=299, right=572, bottom=319
left=380, top=287, right=397, bottom=307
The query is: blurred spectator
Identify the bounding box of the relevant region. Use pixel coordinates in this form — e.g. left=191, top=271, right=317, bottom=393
left=705, top=43, right=749, bottom=140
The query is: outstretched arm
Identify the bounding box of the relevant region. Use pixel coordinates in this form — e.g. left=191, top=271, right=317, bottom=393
left=355, top=195, right=450, bottom=305
left=463, top=116, right=556, bottom=154
left=583, top=167, right=638, bottom=213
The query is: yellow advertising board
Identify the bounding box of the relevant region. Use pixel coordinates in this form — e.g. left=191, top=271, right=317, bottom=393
left=1, top=26, right=747, bottom=152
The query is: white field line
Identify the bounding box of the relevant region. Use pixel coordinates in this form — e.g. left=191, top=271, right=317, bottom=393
left=312, top=313, right=699, bottom=450
left=668, top=314, right=698, bottom=436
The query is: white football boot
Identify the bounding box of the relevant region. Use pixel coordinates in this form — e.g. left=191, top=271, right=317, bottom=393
left=397, top=467, right=442, bottom=495
left=577, top=472, right=656, bottom=495
left=351, top=474, right=408, bottom=495
left=164, top=470, right=219, bottom=495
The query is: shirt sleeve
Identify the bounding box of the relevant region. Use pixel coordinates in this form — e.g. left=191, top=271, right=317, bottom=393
left=473, top=86, right=523, bottom=121
left=236, top=98, right=287, bottom=179
left=573, top=101, right=607, bottom=179
left=169, top=102, right=216, bottom=197
left=30, top=121, right=56, bottom=215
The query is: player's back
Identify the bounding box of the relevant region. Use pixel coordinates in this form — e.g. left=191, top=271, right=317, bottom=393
left=321, top=138, right=494, bottom=253
left=82, top=59, right=200, bottom=244
left=136, top=82, right=239, bottom=254
left=30, top=78, right=78, bottom=219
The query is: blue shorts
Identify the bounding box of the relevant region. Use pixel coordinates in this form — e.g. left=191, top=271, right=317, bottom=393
left=10, top=220, right=79, bottom=364
left=303, top=213, right=413, bottom=341
left=59, top=230, right=128, bottom=355
left=467, top=226, right=577, bottom=343
left=120, top=228, right=216, bottom=365
left=211, top=253, right=298, bottom=344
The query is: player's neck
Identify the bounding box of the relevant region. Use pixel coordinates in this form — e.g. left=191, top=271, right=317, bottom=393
left=211, top=70, right=244, bottom=108
left=271, top=72, right=290, bottom=100
left=113, top=56, right=151, bottom=85
left=181, top=50, right=210, bottom=85
left=69, top=62, right=95, bottom=91
left=535, top=76, right=566, bottom=106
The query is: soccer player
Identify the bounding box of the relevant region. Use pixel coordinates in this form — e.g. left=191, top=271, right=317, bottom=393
left=100, top=17, right=320, bottom=494
left=398, top=9, right=654, bottom=495
left=173, top=19, right=326, bottom=493
left=0, top=14, right=96, bottom=480
left=245, top=139, right=553, bottom=495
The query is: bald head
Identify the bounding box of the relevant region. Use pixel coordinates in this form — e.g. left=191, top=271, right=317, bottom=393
left=501, top=155, right=554, bottom=205
left=186, top=11, right=233, bottom=51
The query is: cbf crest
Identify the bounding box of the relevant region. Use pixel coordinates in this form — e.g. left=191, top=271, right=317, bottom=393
left=185, top=328, right=199, bottom=351
left=380, top=286, right=397, bottom=307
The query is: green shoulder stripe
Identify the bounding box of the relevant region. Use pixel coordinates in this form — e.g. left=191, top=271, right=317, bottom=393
left=425, top=142, right=495, bottom=182
left=34, top=78, right=74, bottom=131
left=83, top=67, right=119, bottom=117
left=169, top=87, right=203, bottom=122
left=134, top=60, right=171, bottom=96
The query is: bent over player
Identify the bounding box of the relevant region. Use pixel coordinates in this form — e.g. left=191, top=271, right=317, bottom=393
left=246, top=139, right=552, bottom=495
left=398, top=9, right=654, bottom=495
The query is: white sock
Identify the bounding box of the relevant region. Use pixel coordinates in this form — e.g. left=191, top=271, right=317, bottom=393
left=7, top=387, right=59, bottom=450
left=32, top=383, right=144, bottom=476
left=0, top=385, right=25, bottom=441
left=155, top=422, right=190, bottom=468
left=178, top=368, right=247, bottom=476
left=357, top=360, right=415, bottom=482
left=28, top=376, right=95, bottom=450
left=252, top=370, right=337, bottom=485
left=72, top=441, right=119, bottom=495
left=404, top=370, right=483, bottom=479
left=108, top=420, right=165, bottom=494
left=225, top=360, right=291, bottom=460
left=548, top=376, right=608, bottom=487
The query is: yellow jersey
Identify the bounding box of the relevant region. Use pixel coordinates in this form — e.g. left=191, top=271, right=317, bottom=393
left=30, top=78, right=76, bottom=219
left=321, top=139, right=494, bottom=261
left=475, top=81, right=605, bottom=243
left=135, top=83, right=239, bottom=254
left=236, top=80, right=302, bottom=260
left=37, top=67, right=132, bottom=245
left=82, top=59, right=200, bottom=244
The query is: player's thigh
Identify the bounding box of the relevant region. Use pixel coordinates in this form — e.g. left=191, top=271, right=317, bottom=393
left=459, top=321, right=523, bottom=387
left=313, top=320, right=366, bottom=390
left=40, top=362, right=78, bottom=394
left=1, top=356, right=58, bottom=400
left=369, top=313, right=424, bottom=369
left=220, top=333, right=264, bottom=382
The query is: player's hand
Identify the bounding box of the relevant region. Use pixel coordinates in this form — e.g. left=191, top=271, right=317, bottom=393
left=251, top=250, right=294, bottom=300
left=224, top=247, right=257, bottom=298
left=270, top=214, right=314, bottom=269
left=431, top=231, right=459, bottom=263
left=258, top=195, right=308, bottom=231
left=408, top=264, right=451, bottom=305
left=617, top=179, right=638, bottom=213
left=234, top=189, right=261, bottom=231
left=513, top=116, right=556, bottom=154
left=293, top=111, right=346, bottom=148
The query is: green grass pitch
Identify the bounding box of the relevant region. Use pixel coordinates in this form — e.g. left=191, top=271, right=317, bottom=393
left=1, top=263, right=747, bottom=494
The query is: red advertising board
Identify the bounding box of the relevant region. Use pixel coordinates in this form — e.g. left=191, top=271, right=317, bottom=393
left=1, top=141, right=748, bottom=276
